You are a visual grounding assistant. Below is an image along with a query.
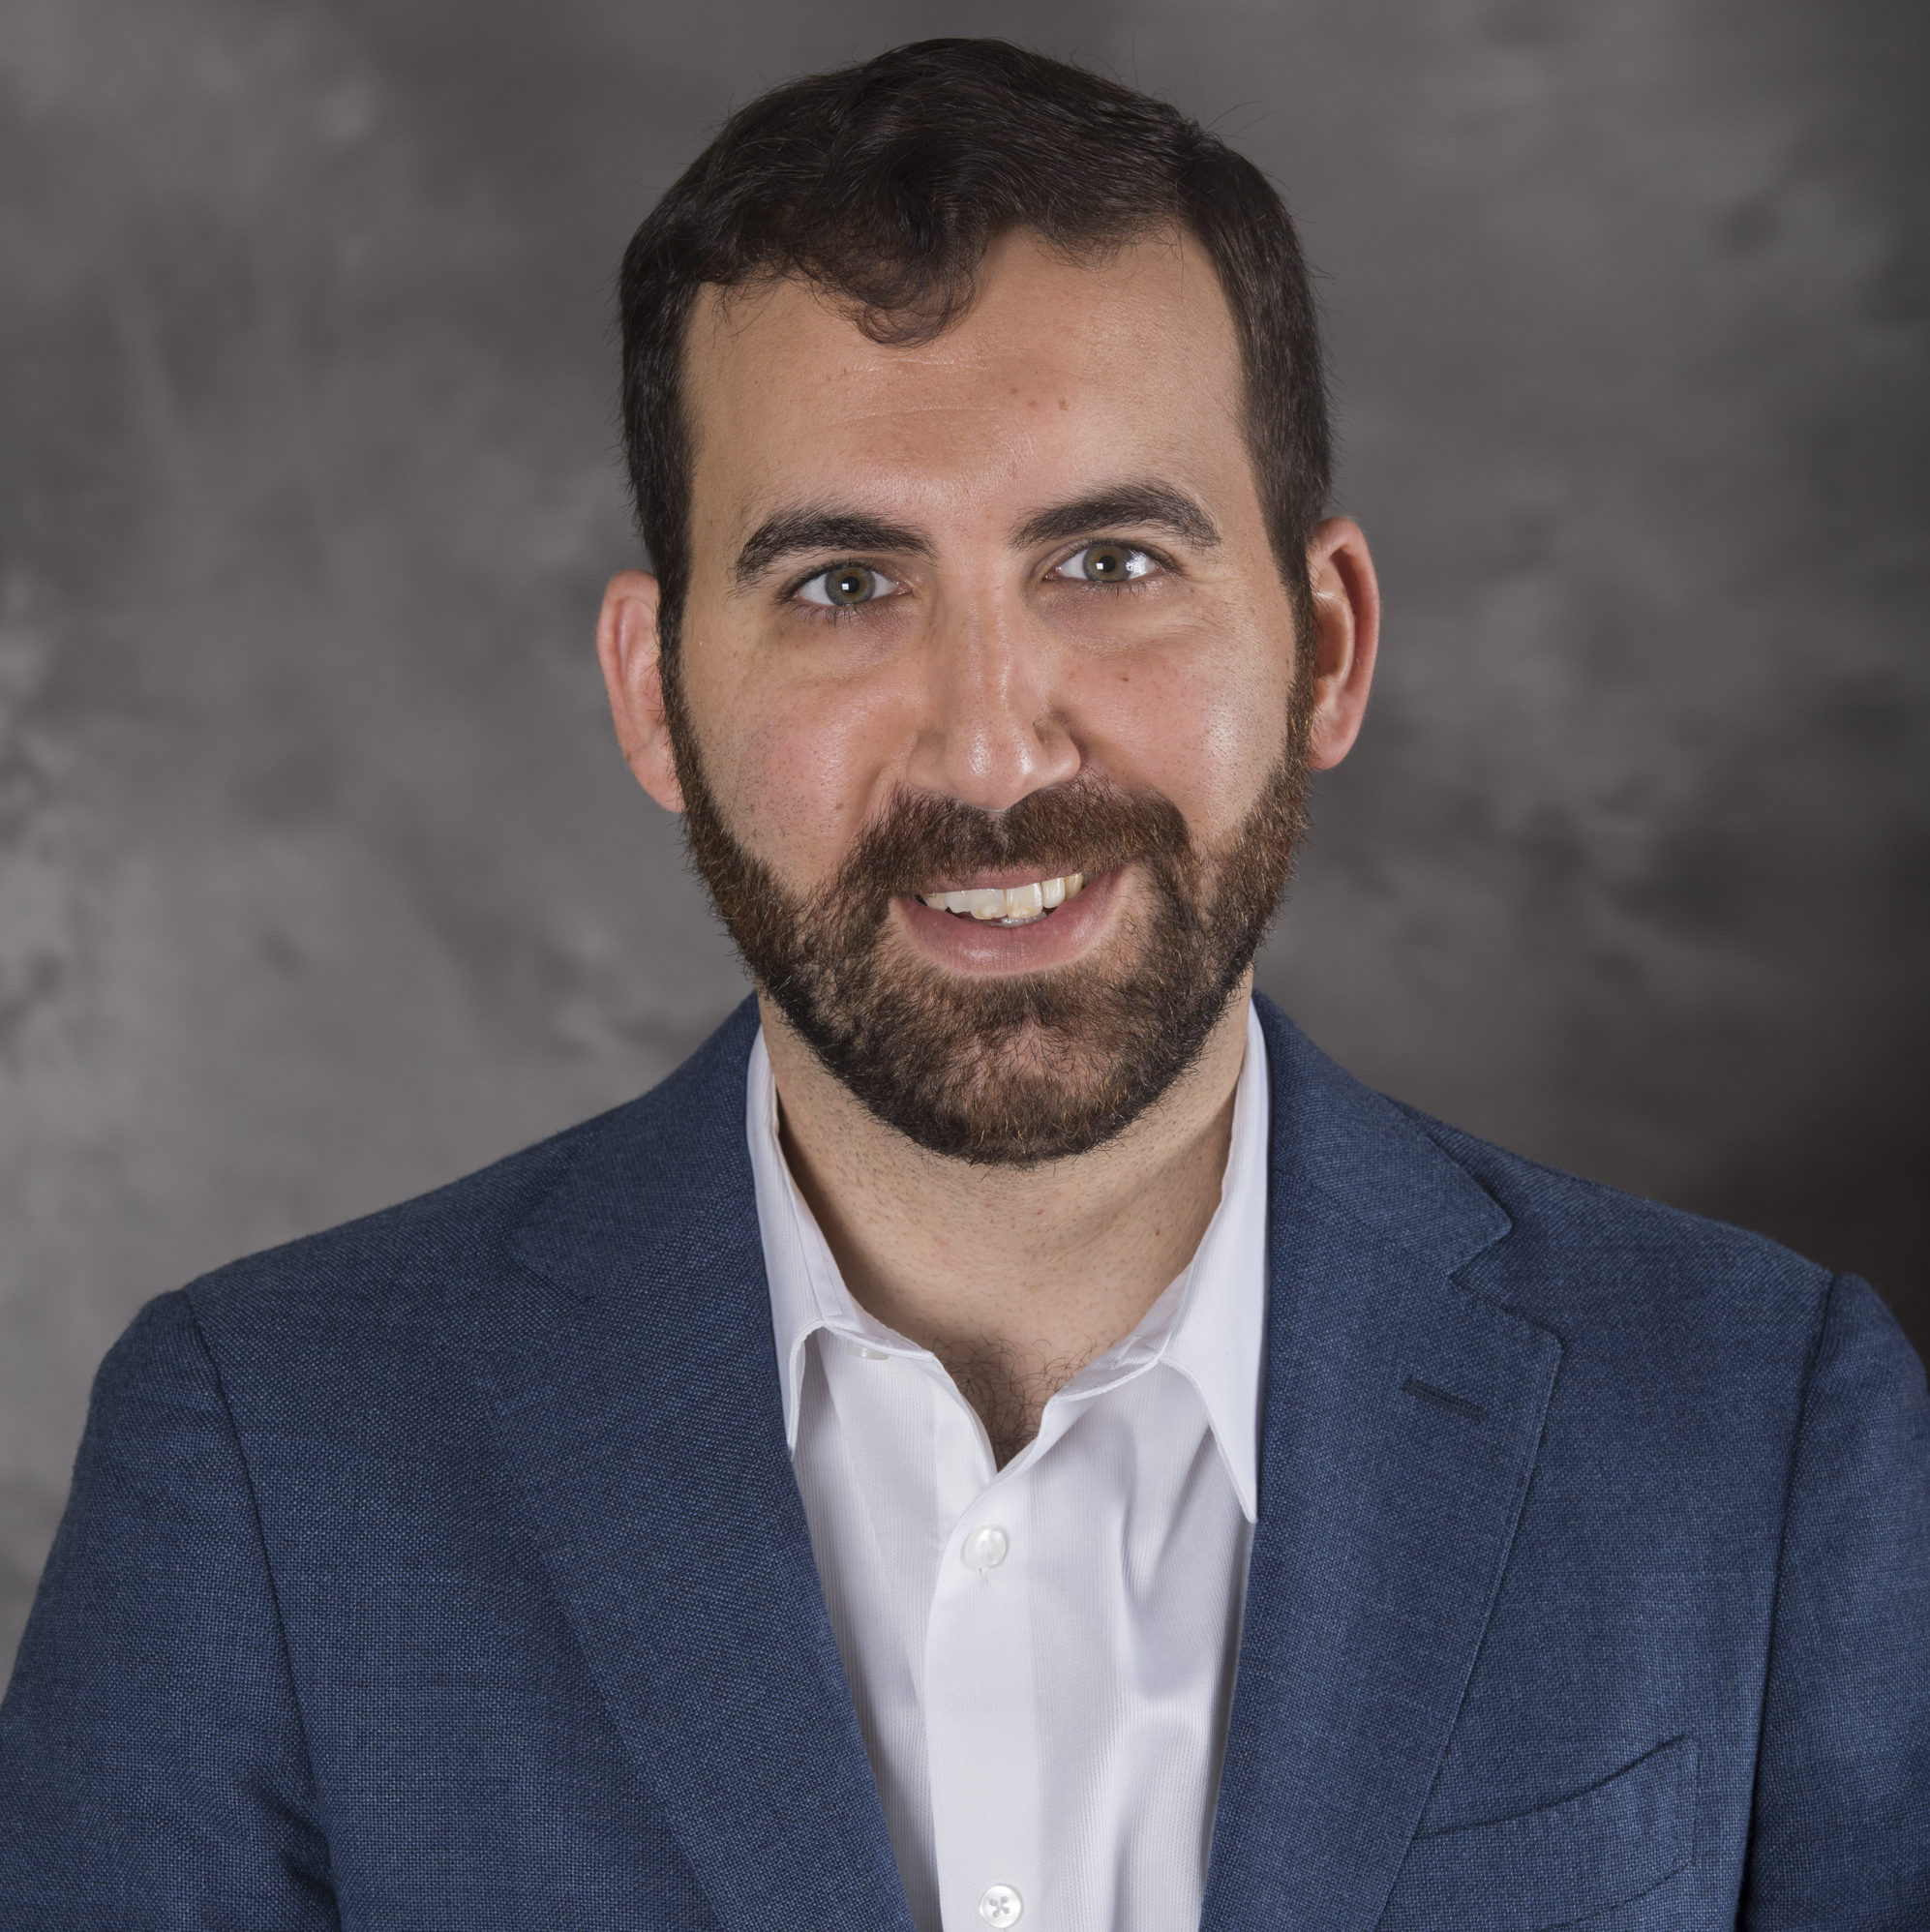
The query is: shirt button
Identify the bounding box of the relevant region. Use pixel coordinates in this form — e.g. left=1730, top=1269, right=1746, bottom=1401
left=961, top=1524, right=1010, bottom=1571
left=979, top=1884, right=1022, bottom=1926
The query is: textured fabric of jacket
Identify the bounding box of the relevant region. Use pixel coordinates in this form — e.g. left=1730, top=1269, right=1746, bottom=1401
left=2, top=994, right=1925, bottom=1929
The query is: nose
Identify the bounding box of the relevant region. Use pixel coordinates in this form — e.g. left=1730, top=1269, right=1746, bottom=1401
left=904, top=592, right=1081, bottom=811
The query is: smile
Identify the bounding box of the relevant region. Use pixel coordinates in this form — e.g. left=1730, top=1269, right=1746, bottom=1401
left=917, top=872, right=1088, bottom=926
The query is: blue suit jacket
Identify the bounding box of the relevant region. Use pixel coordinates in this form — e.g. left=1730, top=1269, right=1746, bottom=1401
left=2, top=996, right=1926, bottom=1928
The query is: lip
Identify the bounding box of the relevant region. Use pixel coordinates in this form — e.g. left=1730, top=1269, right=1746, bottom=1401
left=896, top=866, right=1122, bottom=975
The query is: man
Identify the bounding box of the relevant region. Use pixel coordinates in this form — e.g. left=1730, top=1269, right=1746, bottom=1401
left=1, top=37, right=1924, bottom=1931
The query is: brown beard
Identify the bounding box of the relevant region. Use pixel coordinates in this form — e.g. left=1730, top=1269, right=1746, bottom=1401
left=664, top=677, right=1310, bottom=1166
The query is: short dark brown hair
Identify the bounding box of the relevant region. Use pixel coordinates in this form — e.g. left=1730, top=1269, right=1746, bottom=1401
left=618, top=38, right=1330, bottom=654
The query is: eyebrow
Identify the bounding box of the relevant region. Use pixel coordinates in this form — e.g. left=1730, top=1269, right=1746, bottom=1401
left=731, top=479, right=1221, bottom=589
left=1010, top=482, right=1221, bottom=553
left=733, top=508, right=934, bottom=588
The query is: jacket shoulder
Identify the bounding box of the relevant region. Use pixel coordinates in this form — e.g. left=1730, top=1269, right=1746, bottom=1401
left=1401, top=1098, right=1824, bottom=1275
left=1386, top=1096, right=1840, bottom=1360
left=1251, top=991, right=1834, bottom=1327
left=181, top=996, right=760, bottom=1342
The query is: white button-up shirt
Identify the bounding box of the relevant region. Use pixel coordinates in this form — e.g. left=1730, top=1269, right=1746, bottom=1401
left=748, top=1002, right=1270, bottom=1932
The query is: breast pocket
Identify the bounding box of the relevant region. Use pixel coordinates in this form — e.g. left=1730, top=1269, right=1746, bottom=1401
left=1377, top=1736, right=1698, bottom=1931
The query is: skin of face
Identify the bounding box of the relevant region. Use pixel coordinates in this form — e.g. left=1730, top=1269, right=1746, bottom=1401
left=598, top=226, right=1379, bottom=1455
left=607, top=225, right=1375, bottom=933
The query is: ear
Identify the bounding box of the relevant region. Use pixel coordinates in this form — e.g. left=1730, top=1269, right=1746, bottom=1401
left=1302, top=517, right=1381, bottom=770
left=596, top=570, right=685, bottom=812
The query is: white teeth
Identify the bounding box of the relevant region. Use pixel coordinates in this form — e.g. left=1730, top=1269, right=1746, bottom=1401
left=917, top=872, right=1087, bottom=922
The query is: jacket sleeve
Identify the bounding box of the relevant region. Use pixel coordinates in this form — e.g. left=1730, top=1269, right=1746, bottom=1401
left=0, top=1290, right=337, bottom=1929
left=1744, top=1273, right=1930, bottom=1930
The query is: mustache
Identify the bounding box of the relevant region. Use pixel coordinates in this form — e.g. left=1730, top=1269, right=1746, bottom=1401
left=829, top=774, right=1193, bottom=914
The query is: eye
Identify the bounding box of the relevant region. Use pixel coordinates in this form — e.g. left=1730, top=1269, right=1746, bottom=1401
left=796, top=562, right=901, bottom=608
left=1051, top=542, right=1159, bottom=586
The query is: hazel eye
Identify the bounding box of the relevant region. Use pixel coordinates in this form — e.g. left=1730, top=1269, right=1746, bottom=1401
left=797, top=563, right=898, bottom=607
left=1053, top=542, right=1158, bottom=585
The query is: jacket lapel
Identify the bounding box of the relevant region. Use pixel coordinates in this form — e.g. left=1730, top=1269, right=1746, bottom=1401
left=1202, top=999, right=1562, bottom=1931
left=479, top=991, right=1556, bottom=1931
left=481, top=1001, right=914, bottom=1932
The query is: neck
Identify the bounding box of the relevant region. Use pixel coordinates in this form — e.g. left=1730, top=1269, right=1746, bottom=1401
left=760, top=978, right=1253, bottom=1464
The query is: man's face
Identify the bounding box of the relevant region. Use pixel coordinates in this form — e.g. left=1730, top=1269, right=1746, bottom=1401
left=639, top=229, right=1343, bottom=1162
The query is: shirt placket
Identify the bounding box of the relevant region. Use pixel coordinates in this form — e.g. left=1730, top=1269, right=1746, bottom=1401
left=923, top=1390, right=1043, bottom=1931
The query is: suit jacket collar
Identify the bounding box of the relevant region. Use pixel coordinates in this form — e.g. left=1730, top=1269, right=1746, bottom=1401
left=485, top=993, right=1560, bottom=1932
left=1201, top=996, right=1561, bottom=1930
left=484, top=998, right=916, bottom=1932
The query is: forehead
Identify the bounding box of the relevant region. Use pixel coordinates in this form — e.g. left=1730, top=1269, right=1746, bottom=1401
left=680, top=228, right=1251, bottom=539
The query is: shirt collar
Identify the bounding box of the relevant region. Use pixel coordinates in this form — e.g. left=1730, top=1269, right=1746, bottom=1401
left=747, top=1031, right=913, bottom=1446
left=748, top=1000, right=1269, bottom=1522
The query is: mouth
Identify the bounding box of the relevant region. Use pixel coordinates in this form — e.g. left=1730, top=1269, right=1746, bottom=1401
left=915, top=871, right=1087, bottom=928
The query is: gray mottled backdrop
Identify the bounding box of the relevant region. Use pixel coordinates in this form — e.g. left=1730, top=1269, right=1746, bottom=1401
left=2, top=0, right=1925, bottom=1676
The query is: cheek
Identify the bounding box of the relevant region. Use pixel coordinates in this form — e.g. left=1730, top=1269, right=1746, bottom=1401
left=1062, top=618, right=1292, bottom=836
left=685, top=637, right=920, bottom=879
